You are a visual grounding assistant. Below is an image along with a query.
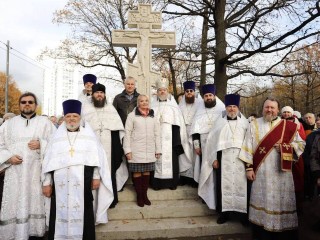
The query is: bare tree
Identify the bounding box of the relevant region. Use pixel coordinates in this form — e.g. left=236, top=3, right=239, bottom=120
left=41, top=0, right=161, bottom=82
left=164, top=0, right=320, bottom=99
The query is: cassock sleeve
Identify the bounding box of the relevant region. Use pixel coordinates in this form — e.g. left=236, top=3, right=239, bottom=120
left=239, top=121, right=254, bottom=165
left=0, top=122, right=14, bottom=170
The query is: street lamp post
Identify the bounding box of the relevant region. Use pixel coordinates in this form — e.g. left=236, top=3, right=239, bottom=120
left=5, top=40, right=10, bottom=113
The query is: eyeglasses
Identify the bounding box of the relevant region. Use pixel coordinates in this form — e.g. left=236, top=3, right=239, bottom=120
left=20, top=101, right=35, bottom=104
left=185, top=90, right=194, bottom=93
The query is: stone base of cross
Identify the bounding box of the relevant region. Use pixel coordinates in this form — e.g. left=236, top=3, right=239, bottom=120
left=127, top=63, right=160, bottom=97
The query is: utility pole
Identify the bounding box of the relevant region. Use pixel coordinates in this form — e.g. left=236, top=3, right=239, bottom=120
left=5, top=40, right=10, bottom=113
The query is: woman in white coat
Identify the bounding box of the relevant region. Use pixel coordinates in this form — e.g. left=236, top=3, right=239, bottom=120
left=123, top=95, right=161, bottom=207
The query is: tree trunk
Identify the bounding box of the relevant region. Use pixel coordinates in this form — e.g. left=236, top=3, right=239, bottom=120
left=200, top=6, right=209, bottom=94
left=168, top=51, right=178, bottom=99
left=214, top=0, right=228, bottom=100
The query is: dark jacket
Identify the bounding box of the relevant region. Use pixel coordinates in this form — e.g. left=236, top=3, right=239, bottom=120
left=113, top=89, right=139, bottom=125
left=310, top=132, right=320, bottom=178
left=303, top=130, right=320, bottom=197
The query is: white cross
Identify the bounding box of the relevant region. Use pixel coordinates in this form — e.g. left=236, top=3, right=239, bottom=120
left=59, top=182, right=66, bottom=189
left=112, top=4, right=176, bottom=99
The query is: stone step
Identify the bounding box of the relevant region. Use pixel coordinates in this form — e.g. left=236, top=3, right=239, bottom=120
left=96, top=216, right=251, bottom=240
left=118, top=184, right=199, bottom=202
left=108, top=199, right=215, bottom=220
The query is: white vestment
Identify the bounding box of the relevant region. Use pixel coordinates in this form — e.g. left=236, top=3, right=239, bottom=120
left=179, top=95, right=203, bottom=180
left=151, top=96, right=192, bottom=179
left=239, top=117, right=305, bottom=231
left=199, top=112, right=248, bottom=211
left=189, top=97, right=225, bottom=182
left=78, top=90, right=91, bottom=105
left=0, top=115, right=56, bottom=240
left=42, top=123, right=113, bottom=240
left=82, top=101, right=128, bottom=190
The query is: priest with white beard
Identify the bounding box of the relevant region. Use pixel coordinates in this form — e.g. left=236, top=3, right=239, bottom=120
left=42, top=99, right=113, bottom=240
left=0, top=92, right=56, bottom=240
left=150, top=79, right=192, bottom=190
left=199, top=94, right=249, bottom=225
left=178, top=81, right=203, bottom=186
left=82, top=83, right=128, bottom=208
left=190, top=84, right=225, bottom=182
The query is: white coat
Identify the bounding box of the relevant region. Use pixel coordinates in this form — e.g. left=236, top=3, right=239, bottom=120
left=123, top=108, right=161, bottom=163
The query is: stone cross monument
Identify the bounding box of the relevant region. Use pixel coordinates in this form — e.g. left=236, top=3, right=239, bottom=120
left=112, top=4, right=176, bottom=98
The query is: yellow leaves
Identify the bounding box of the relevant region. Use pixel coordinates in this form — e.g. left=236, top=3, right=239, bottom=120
left=0, top=72, right=22, bottom=116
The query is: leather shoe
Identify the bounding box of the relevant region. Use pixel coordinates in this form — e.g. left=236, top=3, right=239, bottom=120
left=217, top=215, right=229, bottom=224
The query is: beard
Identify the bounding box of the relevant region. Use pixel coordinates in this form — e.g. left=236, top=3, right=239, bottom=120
left=66, top=122, right=80, bottom=131
left=158, top=94, right=168, bottom=101
left=263, top=114, right=277, bottom=122
left=227, top=111, right=238, bottom=119
left=92, top=96, right=106, bottom=108
left=21, top=108, right=35, bottom=116
left=185, top=95, right=195, bottom=104
left=204, top=99, right=216, bottom=108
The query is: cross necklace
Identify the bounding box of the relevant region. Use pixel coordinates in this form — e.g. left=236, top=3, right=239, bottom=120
left=205, top=108, right=214, bottom=126
left=227, top=119, right=238, bottom=142
left=96, top=108, right=104, bottom=136
left=158, top=101, right=167, bottom=122
left=67, top=130, right=79, bottom=157
left=184, top=103, right=194, bottom=124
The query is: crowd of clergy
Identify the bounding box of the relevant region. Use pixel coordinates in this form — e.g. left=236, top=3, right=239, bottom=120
left=0, top=73, right=320, bottom=240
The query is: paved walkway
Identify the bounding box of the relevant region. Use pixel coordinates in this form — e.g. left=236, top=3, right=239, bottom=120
left=152, top=234, right=251, bottom=240
left=298, top=200, right=320, bottom=240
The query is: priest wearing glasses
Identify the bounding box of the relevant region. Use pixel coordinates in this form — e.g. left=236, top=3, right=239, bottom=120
left=42, top=99, right=113, bottom=240
left=0, top=92, right=56, bottom=240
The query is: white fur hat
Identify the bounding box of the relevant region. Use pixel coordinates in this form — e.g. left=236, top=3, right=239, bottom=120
left=281, top=106, right=294, bottom=114
left=293, top=110, right=302, bottom=118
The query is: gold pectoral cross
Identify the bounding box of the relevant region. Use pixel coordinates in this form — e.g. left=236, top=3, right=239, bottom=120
left=69, top=147, right=75, bottom=157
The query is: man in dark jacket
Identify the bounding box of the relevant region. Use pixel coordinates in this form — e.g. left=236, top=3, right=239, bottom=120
left=113, top=76, right=140, bottom=125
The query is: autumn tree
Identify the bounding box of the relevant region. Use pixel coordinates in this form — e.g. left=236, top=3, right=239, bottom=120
left=0, top=72, right=22, bottom=116
left=164, top=0, right=320, bottom=99
left=272, top=44, right=320, bottom=114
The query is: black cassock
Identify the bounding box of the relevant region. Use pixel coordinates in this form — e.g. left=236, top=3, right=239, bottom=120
left=110, top=130, right=124, bottom=207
